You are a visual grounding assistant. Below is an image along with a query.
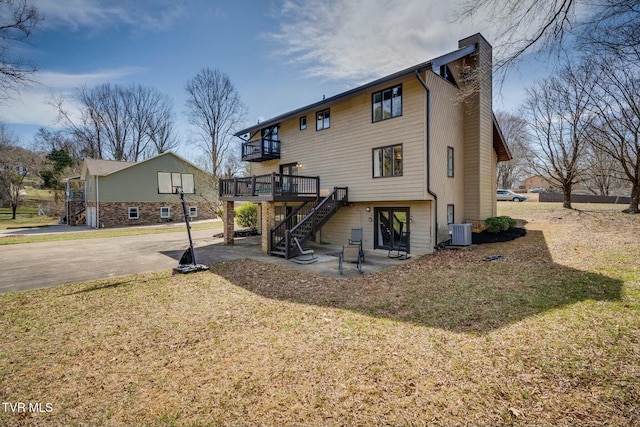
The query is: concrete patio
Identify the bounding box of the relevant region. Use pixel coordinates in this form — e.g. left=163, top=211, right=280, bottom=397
left=195, top=235, right=417, bottom=279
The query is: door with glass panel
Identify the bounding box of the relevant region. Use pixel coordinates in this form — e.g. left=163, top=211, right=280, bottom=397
left=374, top=207, right=409, bottom=251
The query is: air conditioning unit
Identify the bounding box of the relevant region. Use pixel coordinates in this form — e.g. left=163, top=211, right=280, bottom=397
left=449, top=223, right=472, bottom=246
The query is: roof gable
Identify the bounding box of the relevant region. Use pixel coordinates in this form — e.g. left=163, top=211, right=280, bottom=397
left=82, top=159, right=135, bottom=179
left=80, top=152, right=209, bottom=180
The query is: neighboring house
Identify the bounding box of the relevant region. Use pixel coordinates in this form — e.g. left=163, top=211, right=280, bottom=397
left=66, top=152, right=216, bottom=228
left=524, top=175, right=554, bottom=192
left=220, top=33, right=511, bottom=258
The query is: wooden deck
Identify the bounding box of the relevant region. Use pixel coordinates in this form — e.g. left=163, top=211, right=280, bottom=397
left=219, top=173, right=320, bottom=202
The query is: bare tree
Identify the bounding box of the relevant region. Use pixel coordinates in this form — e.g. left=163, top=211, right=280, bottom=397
left=0, top=122, right=40, bottom=218
left=456, top=0, right=640, bottom=72
left=145, top=99, right=179, bottom=156
left=522, top=61, right=595, bottom=208
left=579, top=141, right=627, bottom=196
left=0, top=0, right=40, bottom=101
left=588, top=61, right=640, bottom=213
left=184, top=68, right=246, bottom=179
left=54, top=83, right=178, bottom=161
left=495, top=111, right=534, bottom=188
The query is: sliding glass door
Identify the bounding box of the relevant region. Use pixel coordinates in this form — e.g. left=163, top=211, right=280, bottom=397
left=374, top=207, right=409, bottom=251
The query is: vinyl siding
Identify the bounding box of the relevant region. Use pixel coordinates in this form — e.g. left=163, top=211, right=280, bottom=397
left=460, top=34, right=496, bottom=221
left=249, top=74, right=427, bottom=202
left=320, top=200, right=433, bottom=255
left=88, top=153, right=214, bottom=203
left=425, top=71, right=466, bottom=240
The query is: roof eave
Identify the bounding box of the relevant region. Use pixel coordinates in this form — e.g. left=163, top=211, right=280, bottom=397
left=234, top=44, right=478, bottom=137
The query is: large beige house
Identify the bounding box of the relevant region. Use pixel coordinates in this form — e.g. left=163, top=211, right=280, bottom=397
left=220, top=33, right=511, bottom=258
left=66, top=152, right=216, bottom=228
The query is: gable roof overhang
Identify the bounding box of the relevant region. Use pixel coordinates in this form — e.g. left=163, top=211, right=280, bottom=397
left=79, top=152, right=210, bottom=181
left=493, top=113, right=512, bottom=162
left=234, top=44, right=479, bottom=138
left=81, top=159, right=135, bottom=180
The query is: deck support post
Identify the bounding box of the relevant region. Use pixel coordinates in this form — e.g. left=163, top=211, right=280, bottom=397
left=261, top=201, right=275, bottom=254
left=223, top=200, right=235, bottom=245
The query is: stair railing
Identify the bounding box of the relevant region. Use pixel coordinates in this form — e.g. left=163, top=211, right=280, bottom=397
left=283, top=187, right=348, bottom=258
left=268, top=200, right=315, bottom=255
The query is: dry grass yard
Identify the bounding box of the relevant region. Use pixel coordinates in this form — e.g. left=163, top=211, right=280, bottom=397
left=1, top=201, right=638, bottom=426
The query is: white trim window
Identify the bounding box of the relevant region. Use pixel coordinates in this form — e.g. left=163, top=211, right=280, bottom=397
left=128, top=207, right=139, bottom=219
left=160, top=207, right=170, bottom=218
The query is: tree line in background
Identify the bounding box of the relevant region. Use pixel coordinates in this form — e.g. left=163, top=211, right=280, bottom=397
left=1, top=0, right=639, bottom=216
left=1, top=2, right=248, bottom=218
left=476, top=0, right=640, bottom=212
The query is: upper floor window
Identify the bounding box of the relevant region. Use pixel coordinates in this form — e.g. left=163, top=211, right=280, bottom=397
left=372, top=84, right=402, bottom=122
left=262, top=125, right=279, bottom=141
left=316, top=108, right=330, bottom=130
left=373, top=144, right=403, bottom=178
left=447, top=146, right=454, bottom=177
left=299, top=116, right=307, bottom=130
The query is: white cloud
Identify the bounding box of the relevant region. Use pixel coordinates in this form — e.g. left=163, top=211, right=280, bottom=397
left=34, top=0, right=187, bottom=32
left=0, top=67, right=146, bottom=128
left=271, top=0, right=492, bottom=83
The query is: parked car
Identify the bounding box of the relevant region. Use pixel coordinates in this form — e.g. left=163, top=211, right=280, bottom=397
left=528, top=187, right=546, bottom=193
left=497, top=189, right=528, bottom=202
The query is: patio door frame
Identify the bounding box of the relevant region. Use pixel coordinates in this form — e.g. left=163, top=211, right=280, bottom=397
left=373, top=207, right=410, bottom=252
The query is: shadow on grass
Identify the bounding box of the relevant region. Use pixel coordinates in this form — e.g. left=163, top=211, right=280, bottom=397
left=209, top=230, right=623, bottom=334
left=66, top=279, right=135, bottom=295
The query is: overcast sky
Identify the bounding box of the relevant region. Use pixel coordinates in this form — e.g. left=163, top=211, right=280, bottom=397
left=1, top=0, right=537, bottom=160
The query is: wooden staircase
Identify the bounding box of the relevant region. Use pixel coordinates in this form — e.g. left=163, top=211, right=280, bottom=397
left=269, top=187, right=348, bottom=258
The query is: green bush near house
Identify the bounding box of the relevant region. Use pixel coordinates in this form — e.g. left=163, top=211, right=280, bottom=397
left=484, top=215, right=517, bottom=233
left=235, top=202, right=258, bottom=231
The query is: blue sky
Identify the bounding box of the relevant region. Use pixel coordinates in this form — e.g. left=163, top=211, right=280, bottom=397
left=1, top=0, right=537, bottom=161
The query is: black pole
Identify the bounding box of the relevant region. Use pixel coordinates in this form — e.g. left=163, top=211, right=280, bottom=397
left=178, top=189, right=197, bottom=265
left=173, top=188, right=208, bottom=274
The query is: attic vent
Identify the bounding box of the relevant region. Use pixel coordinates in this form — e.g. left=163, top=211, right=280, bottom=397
left=449, top=223, right=472, bottom=246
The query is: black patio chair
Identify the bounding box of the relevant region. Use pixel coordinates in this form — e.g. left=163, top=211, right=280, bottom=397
left=348, top=227, right=364, bottom=262
left=388, top=231, right=410, bottom=260
left=290, top=237, right=318, bottom=264
left=339, top=244, right=364, bottom=275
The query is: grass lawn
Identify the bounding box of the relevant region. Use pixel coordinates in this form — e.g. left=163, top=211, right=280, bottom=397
left=0, top=206, right=57, bottom=230
left=1, top=201, right=638, bottom=426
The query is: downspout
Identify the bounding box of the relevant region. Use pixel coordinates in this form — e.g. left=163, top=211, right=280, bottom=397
left=415, top=70, right=440, bottom=249
left=96, top=175, right=100, bottom=229
left=65, top=180, right=70, bottom=225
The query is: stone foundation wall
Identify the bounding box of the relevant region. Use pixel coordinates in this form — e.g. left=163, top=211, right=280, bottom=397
left=95, top=202, right=216, bottom=228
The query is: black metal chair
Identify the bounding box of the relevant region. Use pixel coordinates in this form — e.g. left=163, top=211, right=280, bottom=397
left=291, top=237, right=317, bottom=264
left=339, top=244, right=364, bottom=275
left=348, top=228, right=364, bottom=262
left=388, top=231, right=410, bottom=259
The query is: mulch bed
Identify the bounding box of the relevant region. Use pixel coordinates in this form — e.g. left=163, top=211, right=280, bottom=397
left=472, top=227, right=527, bottom=244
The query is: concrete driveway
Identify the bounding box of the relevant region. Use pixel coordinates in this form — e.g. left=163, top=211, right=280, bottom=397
left=0, top=222, right=414, bottom=294
left=0, top=226, right=223, bottom=293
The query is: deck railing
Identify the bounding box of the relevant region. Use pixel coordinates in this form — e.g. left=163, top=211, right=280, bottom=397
left=219, top=173, right=320, bottom=200
left=66, top=190, right=85, bottom=201
left=241, top=138, right=281, bottom=161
